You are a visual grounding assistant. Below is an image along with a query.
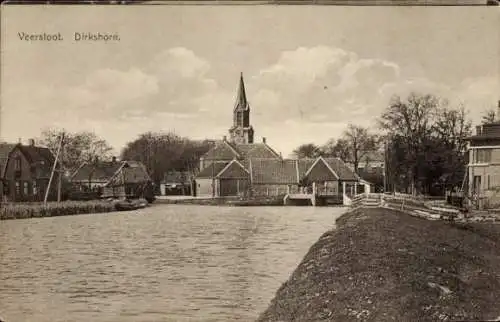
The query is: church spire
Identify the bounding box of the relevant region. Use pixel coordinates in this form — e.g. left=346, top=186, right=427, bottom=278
left=234, top=72, right=248, bottom=111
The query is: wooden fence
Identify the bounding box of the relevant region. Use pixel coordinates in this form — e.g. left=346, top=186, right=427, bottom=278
left=350, top=192, right=461, bottom=221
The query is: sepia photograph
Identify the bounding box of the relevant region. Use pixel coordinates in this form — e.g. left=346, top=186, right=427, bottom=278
left=0, top=4, right=499, bottom=322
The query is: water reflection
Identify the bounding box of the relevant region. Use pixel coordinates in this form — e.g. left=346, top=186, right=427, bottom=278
left=0, top=205, right=346, bottom=322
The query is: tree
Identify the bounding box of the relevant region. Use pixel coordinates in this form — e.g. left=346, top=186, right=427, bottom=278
left=379, top=93, right=440, bottom=195
left=320, top=138, right=351, bottom=162
left=120, top=132, right=214, bottom=186
left=341, top=124, right=379, bottom=173
left=379, top=93, right=472, bottom=195
left=292, top=143, right=322, bottom=159
left=38, top=128, right=113, bottom=174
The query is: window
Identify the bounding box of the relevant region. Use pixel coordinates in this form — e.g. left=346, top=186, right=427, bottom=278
left=15, top=157, right=21, bottom=171
left=33, top=181, right=38, bottom=196
left=3, top=181, right=9, bottom=195
left=474, top=149, right=492, bottom=163
left=23, top=182, right=29, bottom=195
left=15, top=181, right=20, bottom=195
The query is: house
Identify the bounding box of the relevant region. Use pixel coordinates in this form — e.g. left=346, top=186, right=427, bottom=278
left=0, top=143, right=16, bottom=200
left=1, top=140, right=61, bottom=202
left=160, top=170, right=192, bottom=196
left=70, top=158, right=154, bottom=202
left=196, top=159, right=250, bottom=198
left=465, top=101, right=500, bottom=209
left=346, top=150, right=385, bottom=172
left=196, top=156, right=362, bottom=199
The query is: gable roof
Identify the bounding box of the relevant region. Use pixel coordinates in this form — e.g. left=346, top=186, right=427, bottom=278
left=71, top=161, right=125, bottom=182
left=107, top=161, right=151, bottom=186
left=201, top=141, right=241, bottom=160
left=217, top=160, right=249, bottom=179
left=196, top=162, right=229, bottom=179
left=17, top=145, right=55, bottom=165
left=250, top=159, right=299, bottom=184
left=303, top=157, right=339, bottom=182
left=0, top=143, right=16, bottom=178
left=201, top=141, right=281, bottom=161
left=323, top=157, right=359, bottom=181
left=235, top=143, right=281, bottom=159
left=8, top=144, right=56, bottom=178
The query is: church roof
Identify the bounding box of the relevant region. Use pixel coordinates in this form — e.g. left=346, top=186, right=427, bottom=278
left=201, top=140, right=281, bottom=161
left=249, top=159, right=299, bottom=184
left=234, top=72, right=249, bottom=111
left=201, top=141, right=241, bottom=160
left=234, top=143, right=281, bottom=159
left=197, top=156, right=359, bottom=184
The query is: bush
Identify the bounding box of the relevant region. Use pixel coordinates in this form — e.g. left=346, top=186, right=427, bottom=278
left=0, top=201, right=116, bottom=220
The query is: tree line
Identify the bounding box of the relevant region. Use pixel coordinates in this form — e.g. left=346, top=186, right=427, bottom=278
left=38, top=92, right=495, bottom=196
left=38, top=129, right=214, bottom=186
left=293, top=92, right=497, bottom=196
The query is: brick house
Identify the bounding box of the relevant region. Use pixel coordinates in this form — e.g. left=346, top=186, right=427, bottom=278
left=70, top=158, right=154, bottom=201
left=465, top=102, right=500, bottom=209
left=1, top=140, right=61, bottom=202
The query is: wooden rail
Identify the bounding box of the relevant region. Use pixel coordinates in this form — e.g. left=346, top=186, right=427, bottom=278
left=350, top=193, right=461, bottom=222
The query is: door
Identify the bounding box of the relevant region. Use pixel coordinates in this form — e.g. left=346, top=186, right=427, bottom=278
left=473, top=175, right=482, bottom=194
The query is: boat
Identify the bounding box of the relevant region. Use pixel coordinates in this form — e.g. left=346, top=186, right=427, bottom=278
left=113, top=198, right=149, bottom=211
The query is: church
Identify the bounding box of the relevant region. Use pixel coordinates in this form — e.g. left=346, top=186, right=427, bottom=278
left=195, top=73, right=361, bottom=199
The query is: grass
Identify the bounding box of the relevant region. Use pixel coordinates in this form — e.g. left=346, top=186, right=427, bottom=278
left=0, top=200, right=116, bottom=220
left=258, top=207, right=500, bottom=322
left=156, top=195, right=285, bottom=206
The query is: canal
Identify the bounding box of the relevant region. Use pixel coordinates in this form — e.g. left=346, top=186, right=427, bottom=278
left=0, top=204, right=347, bottom=322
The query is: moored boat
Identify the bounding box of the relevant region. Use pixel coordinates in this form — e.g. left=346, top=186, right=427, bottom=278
left=112, top=198, right=149, bottom=211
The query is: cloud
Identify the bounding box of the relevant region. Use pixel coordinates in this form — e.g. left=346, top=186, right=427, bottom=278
left=2, top=44, right=496, bottom=156
left=250, top=46, right=402, bottom=127
left=250, top=45, right=496, bottom=134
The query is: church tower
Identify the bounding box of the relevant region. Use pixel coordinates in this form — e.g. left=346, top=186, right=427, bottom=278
left=228, top=73, right=254, bottom=144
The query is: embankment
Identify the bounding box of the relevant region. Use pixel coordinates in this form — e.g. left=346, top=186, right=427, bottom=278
left=155, top=196, right=285, bottom=207
left=258, top=207, right=500, bottom=322
left=0, top=200, right=116, bottom=220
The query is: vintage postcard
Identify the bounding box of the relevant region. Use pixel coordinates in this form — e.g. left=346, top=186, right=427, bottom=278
left=1, top=4, right=499, bottom=322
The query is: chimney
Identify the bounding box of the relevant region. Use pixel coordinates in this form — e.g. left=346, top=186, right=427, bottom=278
left=28, top=139, right=35, bottom=146
left=262, top=137, right=266, bottom=144
left=112, top=156, right=117, bottom=163
left=476, top=125, right=483, bottom=135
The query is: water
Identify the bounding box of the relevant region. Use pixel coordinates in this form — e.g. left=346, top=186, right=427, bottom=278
left=0, top=204, right=347, bottom=322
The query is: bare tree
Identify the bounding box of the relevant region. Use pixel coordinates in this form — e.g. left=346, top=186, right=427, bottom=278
left=292, top=143, right=322, bottom=159
left=39, top=128, right=113, bottom=174
left=379, top=93, right=440, bottom=195
left=341, top=124, right=379, bottom=173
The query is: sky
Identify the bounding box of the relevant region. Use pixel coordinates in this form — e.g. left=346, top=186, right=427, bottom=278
left=1, top=6, right=499, bottom=157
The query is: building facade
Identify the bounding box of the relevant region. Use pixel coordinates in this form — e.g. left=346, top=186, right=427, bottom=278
left=70, top=158, right=154, bottom=202
left=466, top=105, right=500, bottom=209
left=195, top=73, right=363, bottom=199
left=1, top=141, right=60, bottom=202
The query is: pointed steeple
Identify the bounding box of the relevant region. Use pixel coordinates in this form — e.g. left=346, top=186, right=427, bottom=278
left=234, top=72, right=249, bottom=111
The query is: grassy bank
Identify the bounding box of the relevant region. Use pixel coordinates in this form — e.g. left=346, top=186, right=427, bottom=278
left=0, top=200, right=116, bottom=220
left=156, top=196, right=285, bottom=206
left=258, top=207, right=500, bottom=322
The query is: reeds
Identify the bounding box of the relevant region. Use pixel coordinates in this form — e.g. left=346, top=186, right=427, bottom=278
left=0, top=200, right=116, bottom=220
